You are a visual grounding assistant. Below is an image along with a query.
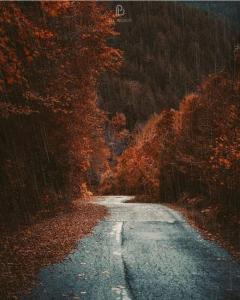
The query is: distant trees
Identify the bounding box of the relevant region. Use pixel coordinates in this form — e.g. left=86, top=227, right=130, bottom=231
left=103, top=110, right=177, bottom=196
left=111, top=66, right=240, bottom=214
left=0, top=2, right=121, bottom=223
left=1, top=1, right=239, bottom=224
left=100, top=2, right=237, bottom=130
left=99, top=112, right=130, bottom=194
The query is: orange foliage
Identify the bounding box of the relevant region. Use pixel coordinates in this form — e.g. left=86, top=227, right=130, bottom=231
left=177, top=74, right=240, bottom=202
left=112, top=70, right=240, bottom=212
left=0, top=2, right=121, bottom=221
left=41, top=2, right=71, bottom=16
left=107, top=110, right=177, bottom=197
left=0, top=2, right=55, bottom=100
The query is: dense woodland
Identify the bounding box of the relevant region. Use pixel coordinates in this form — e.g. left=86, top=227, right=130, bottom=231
left=100, top=2, right=240, bottom=223
left=100, top=2, right=238, bottom=129
left=0, top=2, right=121, bottom=224
left=102, top=60, right=240, bottom=226
left=0, top=1, right=240, bottom=227
left=1, top=3, right=240, bottom=299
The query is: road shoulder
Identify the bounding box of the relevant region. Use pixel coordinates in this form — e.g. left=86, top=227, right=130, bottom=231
left=167, top=202, right=240, bottom=262
left=130, top=195, right=240, bottom=261
left=0, top=200, right=107, bottom=299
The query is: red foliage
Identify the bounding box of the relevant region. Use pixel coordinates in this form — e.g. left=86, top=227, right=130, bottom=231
left=112, top=71, right=240, bottom=213
left=0, top=2, right=122, bottom=221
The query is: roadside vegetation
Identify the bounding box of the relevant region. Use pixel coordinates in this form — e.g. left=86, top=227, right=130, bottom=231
left=0, top=199, right=107, bottom=299
left=0, top=2, right=118, bottom=298
left=0, top=2, right=121, bottom=226
left=100, top=4, right=240, bottom=257
left=102, top=57, right=240, bottom=257
left=0, top=2, right=239, bottom=298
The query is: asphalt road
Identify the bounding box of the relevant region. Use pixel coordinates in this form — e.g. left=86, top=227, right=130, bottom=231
left=26, top=196, right=240, bottom=300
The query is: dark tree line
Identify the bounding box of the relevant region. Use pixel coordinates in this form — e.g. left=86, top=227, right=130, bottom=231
left=100, top=2, right=238, bottom=129
left=0, top=2, right=121, bottom=224
left=105, top=53, right=240, bottom=220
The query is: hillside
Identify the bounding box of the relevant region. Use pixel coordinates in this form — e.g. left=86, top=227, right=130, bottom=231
left=187, top=1, right=240, bottom=29
left=100, top=2, right=238, bottom=129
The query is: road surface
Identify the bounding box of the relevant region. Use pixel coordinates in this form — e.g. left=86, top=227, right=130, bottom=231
left=26, top=196, right=240, bottom=300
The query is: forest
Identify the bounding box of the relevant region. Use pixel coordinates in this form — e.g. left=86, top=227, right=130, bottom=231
left=0, top=2, right=121, bottom=225
left=100, top=3, right=240, bottom=242
left=0, top=1, right=240, bottom=299
left=100, top=2, right=237, bottom=128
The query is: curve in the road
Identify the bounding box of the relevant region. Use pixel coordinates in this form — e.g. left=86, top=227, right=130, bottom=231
left=25, top=196, right=240, bottom=300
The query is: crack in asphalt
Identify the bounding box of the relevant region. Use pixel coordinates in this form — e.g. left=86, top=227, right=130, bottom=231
left=122, top=258, right=134, bottom=300
left=26, top=196, right=240, bottom=300
left=111, top=221, right=133, bottom=300
left=121, top=222, right=134, bottom=300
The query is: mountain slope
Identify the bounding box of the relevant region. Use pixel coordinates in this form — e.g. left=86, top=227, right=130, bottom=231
left=100, top=2, right=238, bottom=129
left=187, top=1, right=240, bottom=29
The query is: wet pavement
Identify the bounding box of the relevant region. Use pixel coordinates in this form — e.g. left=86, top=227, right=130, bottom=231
left=25, top=196, right=240, bottom=300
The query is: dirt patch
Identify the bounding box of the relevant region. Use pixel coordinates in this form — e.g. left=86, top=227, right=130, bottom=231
left=0, top=200, right=107, bottom=299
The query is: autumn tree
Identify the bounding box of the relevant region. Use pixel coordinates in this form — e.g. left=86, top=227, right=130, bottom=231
left=0, top=2, right=121, bottom=223
left=176, top=73, right=239, bottom=206
left=111, top=109, right=178, bottom=198
left=112, top=56, right=240, bottom=217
